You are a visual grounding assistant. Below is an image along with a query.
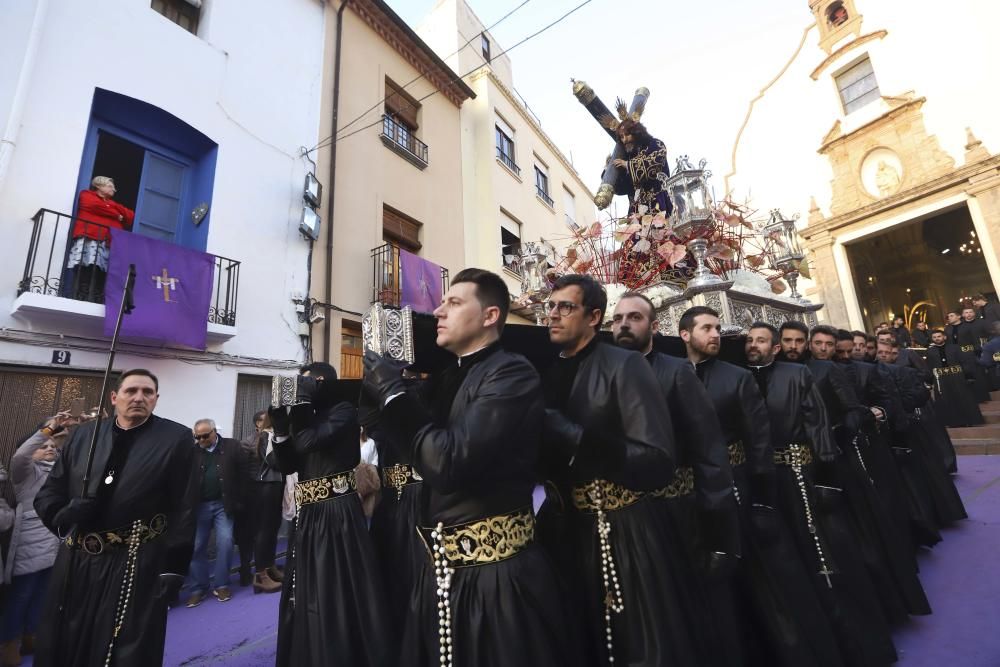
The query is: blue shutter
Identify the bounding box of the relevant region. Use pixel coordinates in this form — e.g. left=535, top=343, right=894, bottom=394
left=134, top=151, right=186, bottom=242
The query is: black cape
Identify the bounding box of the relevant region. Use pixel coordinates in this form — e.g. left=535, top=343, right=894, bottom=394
left=926, top=343, right=985, bottom=427
left=33, top=415, right=197, bottom=667
left=271, top=400, right=391, bottom=667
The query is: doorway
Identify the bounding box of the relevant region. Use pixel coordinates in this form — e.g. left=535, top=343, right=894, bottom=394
left=91, top=131, right=144, bottom=211
left=845, top=204, right=995, bottom=330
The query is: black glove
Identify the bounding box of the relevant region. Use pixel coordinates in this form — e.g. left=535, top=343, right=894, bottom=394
left=363, top=351, right=407, bottom=407
left=158, top=573, right=184, bottom=600
left=268, top=406, right=291, bottom=437
left=542, top=409, right=583, bottom=465
left=357, top=387, right=381, bottom=429
left=294, top=375, right=320, bottom=404
left=53, top=497, right=101, bottom=531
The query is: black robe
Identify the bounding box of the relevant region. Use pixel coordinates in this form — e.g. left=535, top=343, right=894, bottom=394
left=33, top=415, right=197, bottom=667
left=956, top=319, right=992, bottom=401
left=697, top=356, right=845, bottom=667
left=751, top=361, right=897, bottom=667
left=926, top=343, right=984, bottom=427
left=381, top=343, right=576, bottom=667
left=541, top=339, right=688, bottom=667
left=646, top=351, right=739, bottom=667
left=271, top=400, right=391, bottom=667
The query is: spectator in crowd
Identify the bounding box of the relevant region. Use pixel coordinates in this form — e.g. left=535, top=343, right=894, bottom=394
left=911, top=320, right=931, bottom=348
left=876, top=321, right=890, bottom=333
left=238, top=411, right=283, bottom=594
left=972, top=293, right=1000, bottom=325
left=892, top=316, right=912, bottom=347
left=0, top=411, right=65, bottom=666
left=66, top=176, right=134, bottom=303
left=186, top=419, right=247, bottom=607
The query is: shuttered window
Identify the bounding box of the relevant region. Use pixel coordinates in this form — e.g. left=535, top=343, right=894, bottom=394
left=383, top=205, right=422, bottom=251
left=385, top=78, right=420, bottom=131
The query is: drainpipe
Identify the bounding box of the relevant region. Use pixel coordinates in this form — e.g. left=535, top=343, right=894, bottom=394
left=322, top=0, right=350, bottom=362
left=0, top=0, right=48, bottom=191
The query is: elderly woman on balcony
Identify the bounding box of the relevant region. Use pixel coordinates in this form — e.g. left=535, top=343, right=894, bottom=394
left=66, top=176, right=134, bottom=303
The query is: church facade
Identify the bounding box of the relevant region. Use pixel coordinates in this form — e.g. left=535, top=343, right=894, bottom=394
left=725, top=0, right=1000, bottom=330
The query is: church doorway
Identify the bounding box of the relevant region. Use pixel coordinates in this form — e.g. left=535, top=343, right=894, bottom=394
left=844, top=203, right=995, bottom=331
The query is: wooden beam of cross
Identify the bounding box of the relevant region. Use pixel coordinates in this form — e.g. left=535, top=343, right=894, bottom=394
left=152, top=268, right=180, bottom=303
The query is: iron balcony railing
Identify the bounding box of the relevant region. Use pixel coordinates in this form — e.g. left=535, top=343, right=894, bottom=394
left=381, top=115, right=429, bottom=166
left=18, top=208, right=241, bottom=326
left=371, top=242, right=449, bottom=308
left=536, top=186, right=554, bottom=207
left=496, top=147, right=520, bottom=176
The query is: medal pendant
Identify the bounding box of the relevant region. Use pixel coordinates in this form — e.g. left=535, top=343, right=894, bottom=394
left=104, top=474, right=114, bottom=485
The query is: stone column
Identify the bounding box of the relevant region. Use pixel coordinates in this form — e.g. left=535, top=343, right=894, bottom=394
left=966, top=166, right=1000, bottom=296
left=804, top=230, right=851, bottom=325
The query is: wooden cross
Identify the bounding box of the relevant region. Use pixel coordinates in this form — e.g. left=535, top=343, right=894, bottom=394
left=152, top=268, right=180, bottom=303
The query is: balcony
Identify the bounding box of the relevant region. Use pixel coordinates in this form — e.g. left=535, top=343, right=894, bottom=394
left=496, top=148, right=521, bottom=177
left=14, top=208, right=240, bottom=341
left=380, top=115, right=429, bottom=169
left=371, top=242, right=449, bottom=308
left=536, top=186, right=554, bottom=208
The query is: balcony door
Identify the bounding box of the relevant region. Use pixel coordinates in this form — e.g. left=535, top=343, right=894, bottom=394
left=134, top=151, right=188, bottom=242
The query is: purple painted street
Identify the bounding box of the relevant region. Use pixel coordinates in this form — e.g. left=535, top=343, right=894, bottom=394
left=23, top=456, right=1000, bottom=666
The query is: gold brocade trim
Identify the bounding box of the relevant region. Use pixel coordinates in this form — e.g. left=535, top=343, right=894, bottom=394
left=960, top=345, right=975, bottom=353
left=572, top=479, right=644, bottom=513
left=65, top=514, right=167, bottom=556
left=774, top=445, right=814, bottom=467
left=728, top=441, right=746, bottom=466
left=650, top=466, right=694, bottom=499
left=993, top=352, right=1000, bottom=362
left=380, top=463, right=423, bottom=501
left=422, top=509, right=535, bottom=568
left=294, top=470, right=357, bottom=510
left=933, top=365, right=963, bottom=378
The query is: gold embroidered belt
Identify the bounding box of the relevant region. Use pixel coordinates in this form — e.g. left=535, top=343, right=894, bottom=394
left=650, top=466, right=695, bottom=499
left=994, top=352, right=1000, bottom=362
left=571, top=479, right=644, bottom=513
left=419, top=508, right=535, bottom=568
left=773, top=444, right=813, bottom=467
left=960, top=345, right=975, bottom=353
left=294, top=470, right=357, bottom=510
left=65, top=513, right=167, bottom=556
left=380, top=463, right=423, bottom=501
left=933, top=365, right=963, bottom=378
left=728, top=440, right=746, bottom=466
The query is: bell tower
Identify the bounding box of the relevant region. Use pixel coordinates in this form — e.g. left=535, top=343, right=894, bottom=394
left=809, top=0, right=863, bottom=53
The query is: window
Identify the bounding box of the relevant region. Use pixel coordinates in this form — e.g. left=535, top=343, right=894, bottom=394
left=481, top=34, right=491, bottom=62
left=340, top=321, right=363, bottom=379
left=495, top=115, right=519, bottom=175
left=382, top=78, right=428, bottom=167
left=500, top=213, right=522, bottom=274
left=826, top=1, right=849, bottom=26
left=233, top=374, right=273, bottom=442
left=563, top=188, right=577, bottom=226
left=836, top=56, right=880, bottom=114
left=534, top=165, right=553, bottom=207
left=383, top=204, right=422, bottom=252
left=151, top=0, right=200, bottom=34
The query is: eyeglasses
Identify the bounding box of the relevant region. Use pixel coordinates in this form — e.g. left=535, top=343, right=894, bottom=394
left=194, top=432, right=215, bottom=441
left=544, top=301, right=582, bottom=317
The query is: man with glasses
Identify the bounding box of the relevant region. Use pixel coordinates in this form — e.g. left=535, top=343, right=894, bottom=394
left=539, top=274, right=683, bottom=665
left=186, top=419, right=248, bottom=607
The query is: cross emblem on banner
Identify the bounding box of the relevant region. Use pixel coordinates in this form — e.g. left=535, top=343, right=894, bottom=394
left=152, top=268, right=180, bottom=303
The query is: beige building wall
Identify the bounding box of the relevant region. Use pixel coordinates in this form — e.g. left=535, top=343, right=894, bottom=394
left=311, top=0, right=472, bottom=370
left=418, top=0, right=597, bottom=320
left=725, top=0, right=1000, bottom=328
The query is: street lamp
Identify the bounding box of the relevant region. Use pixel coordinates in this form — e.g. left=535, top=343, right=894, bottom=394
left=764, top=208, right=809, bottom=303
left=665, top=156, right=724, bottom=291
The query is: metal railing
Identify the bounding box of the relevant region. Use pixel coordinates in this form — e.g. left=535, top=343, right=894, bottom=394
left=381, top=115, right=429, bottom=165
left=536, top=186, right=554, bottom=207
left=371, top=242, right=449, bottom=307
left=18, top=208, right=241, bottom=326
left=496, top=147, right=520, bottom=176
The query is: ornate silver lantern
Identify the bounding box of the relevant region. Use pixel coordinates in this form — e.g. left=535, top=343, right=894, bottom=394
left=665, top=156, right=724, bottom=291
left=764, top=209, right=809, bottom=303
left=519, top=241, right=552, bottom=325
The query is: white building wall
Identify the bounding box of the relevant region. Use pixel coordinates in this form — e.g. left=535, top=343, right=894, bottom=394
left=0, top=0, right=327, bottom=433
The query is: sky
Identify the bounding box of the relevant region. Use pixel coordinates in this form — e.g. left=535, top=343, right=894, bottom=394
left=386, top=0, right=819, bottom=214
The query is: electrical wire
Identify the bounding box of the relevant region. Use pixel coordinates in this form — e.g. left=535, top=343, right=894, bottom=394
left=329, top=0, right=533, bottom=139
left=307, top=0, right=597, bottom=155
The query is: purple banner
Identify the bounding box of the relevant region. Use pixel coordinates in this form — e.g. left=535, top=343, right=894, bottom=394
left=104, top=229, right=215, bottom=349
left=399, top=248, right=442, bottom=313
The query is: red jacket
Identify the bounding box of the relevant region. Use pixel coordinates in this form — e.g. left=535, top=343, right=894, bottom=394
left=72, top=190, right=134, bottom=243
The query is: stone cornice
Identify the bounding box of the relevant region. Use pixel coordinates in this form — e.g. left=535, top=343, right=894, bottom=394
left=349, top=0, right=475, bottom=108
left=483, top=69, right=594, bottom=200
left=802, top=153, right=1000, bottom=238
left=818, top=96, right=926, bottom=155
left=810, top=30, right=888, bottom=80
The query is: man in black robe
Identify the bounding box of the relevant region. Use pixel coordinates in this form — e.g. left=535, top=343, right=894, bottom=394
left=972, top=293, right=1000, bottom=327
left=911, top=321, right=931, bottom=348
left=875, top=329, right=930, bottom=381
left=747, top=324, right=897, bottom=667
left=944, top=310, right=962, bottom=345
left=927, top=329, right=984, bottom=427
left=540, top=274, right=681, bottom=666
left=612, top=295, right=739, bottom=666
left=363, top=268, right=575, bottom=667
left=891, top=318, right=912, bottom=348
left=682, top=308, right=844, bottom=667
left=34, top=369, right=197, bottom=667
left=978, top=321, right=1000, bottom=390
left=268, top=362, right=390, bottom=667
left=957, top=306, right=991, bottom=402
